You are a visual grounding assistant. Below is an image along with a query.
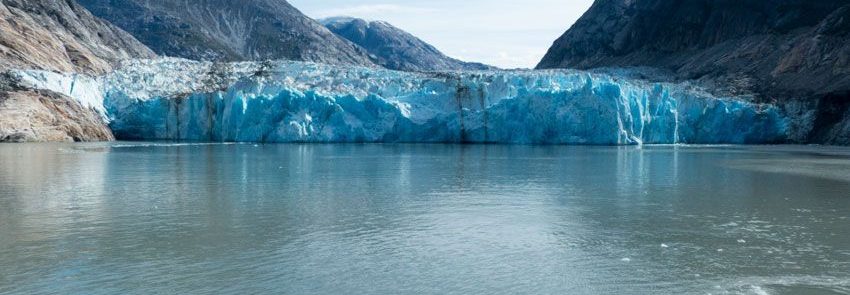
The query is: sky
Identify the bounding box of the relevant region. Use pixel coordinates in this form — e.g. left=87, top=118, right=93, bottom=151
left=288, top=0, right=594, bottom=69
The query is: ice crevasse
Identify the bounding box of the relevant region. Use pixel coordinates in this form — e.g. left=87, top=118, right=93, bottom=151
left=15, top=58, right=789, bottom=144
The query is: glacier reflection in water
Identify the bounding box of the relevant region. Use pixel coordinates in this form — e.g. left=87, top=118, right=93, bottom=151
left=0, top=143, right=848, bottom=294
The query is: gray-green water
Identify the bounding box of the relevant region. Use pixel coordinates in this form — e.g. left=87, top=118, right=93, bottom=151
left=1, top=143, right=849, bottom=295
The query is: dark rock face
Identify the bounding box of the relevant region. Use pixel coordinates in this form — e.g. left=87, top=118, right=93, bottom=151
left=0, top=0, right=155, bottom=75
left=322, top=17, right=493, bottom=71
left=77, top=0, right=376, bottom=66
left=538, top=0, right=850, bottom=98
left=538, top=0, right=850, bottom=144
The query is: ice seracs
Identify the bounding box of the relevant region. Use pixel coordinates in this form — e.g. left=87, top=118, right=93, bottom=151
left=15, top=58, right=791, bottom=144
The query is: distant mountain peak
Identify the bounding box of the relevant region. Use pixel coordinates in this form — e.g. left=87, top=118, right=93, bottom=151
left=319, top=16, right=360, bottom=25
left=321, top=16, right=494, bottom=72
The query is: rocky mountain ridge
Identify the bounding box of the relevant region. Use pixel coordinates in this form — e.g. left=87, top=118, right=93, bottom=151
left=321, top=17, right=493, bottom=72
left=77, top=0, right=376, bottom=67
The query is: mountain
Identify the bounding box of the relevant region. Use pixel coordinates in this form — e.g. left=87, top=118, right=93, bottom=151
left=0, top=0, right=154, bottom=74
left=321, top=17, right=493, bottom=72
left=77, top=0, right=376, bottom=67
left=537, top=0, right=850, bottom=99
left=1, top=0, right=155, bottom=142
left=537, top=0, right=850, bottom=143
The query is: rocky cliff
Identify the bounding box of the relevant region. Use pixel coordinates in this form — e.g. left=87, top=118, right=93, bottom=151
left=0, top=74, right=113, bottom=142
left=537, top=0, right=850, bottom=143
left=78, top=0, right=376, bottom=67
left=0, top=0, right=152, bottom=142
left=321, top=17, right=492, bottom=72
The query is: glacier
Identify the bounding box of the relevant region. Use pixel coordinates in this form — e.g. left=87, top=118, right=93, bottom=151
left=13, top=58, right=790, bottom=144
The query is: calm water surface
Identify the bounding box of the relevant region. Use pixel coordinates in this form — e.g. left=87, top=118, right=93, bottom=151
left=1, top=143, right=849, bottom=295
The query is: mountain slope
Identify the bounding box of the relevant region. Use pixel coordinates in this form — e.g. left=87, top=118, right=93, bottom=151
left=77, top=0, right=376, bottom=66
left=537, top=0, right=850, bottom=144
left=537, top=0, right=850, bottom=100
left=0, top=0, right=154, bottom=74
left=321, top=17, right=492, bottom=71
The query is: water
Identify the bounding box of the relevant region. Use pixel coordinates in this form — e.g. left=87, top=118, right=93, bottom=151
left=1, top=143, right=848, bottom=295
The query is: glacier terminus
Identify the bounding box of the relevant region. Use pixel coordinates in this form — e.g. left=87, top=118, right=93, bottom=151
left=13, top=59, right=789, bottom=145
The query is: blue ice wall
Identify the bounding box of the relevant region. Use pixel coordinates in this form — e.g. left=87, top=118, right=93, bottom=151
left=102, top=60, right=789, bottom=144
